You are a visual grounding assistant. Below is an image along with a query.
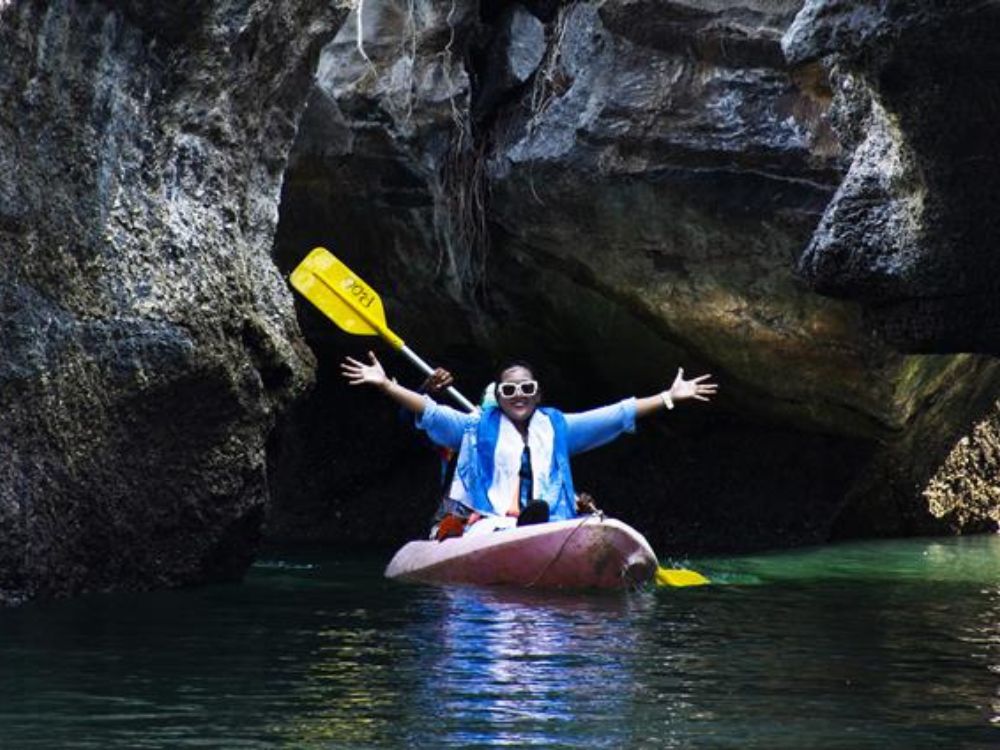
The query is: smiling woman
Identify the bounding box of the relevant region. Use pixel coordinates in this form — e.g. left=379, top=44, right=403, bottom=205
left=340, top=351, right=717, bottom=536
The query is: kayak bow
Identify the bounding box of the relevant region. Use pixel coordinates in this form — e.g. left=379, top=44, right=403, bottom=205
left=385, top=516, right=658, bottom=590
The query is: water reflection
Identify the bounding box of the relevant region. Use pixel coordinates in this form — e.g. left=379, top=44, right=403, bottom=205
left=274, top=622, right=402, bottom=746
left=958, top=584, right=1000, bottom=729
left=0, top=537, right=999, bottom=748
left=264, top=585, right=662, bottom=748
left=420, top=588, right=653, bottom=748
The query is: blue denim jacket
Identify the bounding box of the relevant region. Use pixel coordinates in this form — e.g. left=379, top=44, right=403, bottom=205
left=416, top=397, right=637, bottom=520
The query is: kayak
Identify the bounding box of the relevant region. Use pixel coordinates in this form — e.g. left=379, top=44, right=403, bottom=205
left=384, top=515, right=658, bottom=590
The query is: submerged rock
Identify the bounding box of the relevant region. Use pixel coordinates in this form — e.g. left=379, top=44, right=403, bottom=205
left=0, top=0, right=337, bottom=604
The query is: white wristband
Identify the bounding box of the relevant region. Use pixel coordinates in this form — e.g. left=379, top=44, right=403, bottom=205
left=661, top=391, right=674, bottom=410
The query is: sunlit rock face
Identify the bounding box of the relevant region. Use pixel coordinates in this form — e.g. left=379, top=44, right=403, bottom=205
left=274, top=0, right=1000, bottom=551
left=0, top=0, right=336, bottom=604
left=780, top=0, right=1000, bottom=535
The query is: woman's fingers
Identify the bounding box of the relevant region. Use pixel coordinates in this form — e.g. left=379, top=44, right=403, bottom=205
left=341, top=355, right=376, bottom=383
left=683, top=373, right=718, bottom=397
left=668, top=369, right=718, bottom=402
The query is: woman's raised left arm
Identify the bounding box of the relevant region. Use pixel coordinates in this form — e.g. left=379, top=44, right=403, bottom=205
left=634, top=368, right=717, bottom=418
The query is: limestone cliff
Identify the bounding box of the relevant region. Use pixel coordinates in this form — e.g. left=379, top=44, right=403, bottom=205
left=781, top=0, right=1000, bottom=534
left=272, top=0, right=1000, bottom=549
left=2, top=0, right=997, bottom=607
left=0, top=0, right=338, bottom=604
left=785, top=0, right=1000, bottom=354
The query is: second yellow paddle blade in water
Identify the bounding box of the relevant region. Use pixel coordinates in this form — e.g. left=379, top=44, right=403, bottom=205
left=655, top=566, right=711, bottom=587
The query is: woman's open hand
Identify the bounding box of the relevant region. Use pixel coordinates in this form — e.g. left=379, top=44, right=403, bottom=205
left=340, top=351, right=389, bottom=390
left=668, top=367, right=717, bottom=403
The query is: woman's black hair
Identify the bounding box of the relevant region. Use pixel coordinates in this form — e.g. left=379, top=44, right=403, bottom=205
left=494, top=359, right=542, bottom=402
left=494, top=359, right=538, bottom=382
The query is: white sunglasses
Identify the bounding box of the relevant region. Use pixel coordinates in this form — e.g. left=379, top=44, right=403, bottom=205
left=497, top=380, right=539, bottom=399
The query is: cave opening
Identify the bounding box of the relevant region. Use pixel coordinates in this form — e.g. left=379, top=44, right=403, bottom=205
left=262, top=0, right=1000, bottom=558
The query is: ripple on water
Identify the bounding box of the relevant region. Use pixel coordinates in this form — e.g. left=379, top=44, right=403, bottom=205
left=0, top=535, right=997, bottom=748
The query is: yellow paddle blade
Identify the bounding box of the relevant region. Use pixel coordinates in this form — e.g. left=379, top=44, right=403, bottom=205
left=289, top=247, right=404, bottom=349
left=655, top=566, right=710, bottom=587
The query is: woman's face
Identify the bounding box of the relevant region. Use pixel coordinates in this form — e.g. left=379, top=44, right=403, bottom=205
left=496, top=365, right=541, bottom=426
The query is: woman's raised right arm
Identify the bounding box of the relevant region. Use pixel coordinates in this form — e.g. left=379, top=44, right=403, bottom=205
left=340, top=351, right=426, bottom=414
left=341, top=351, right=475, bottom=449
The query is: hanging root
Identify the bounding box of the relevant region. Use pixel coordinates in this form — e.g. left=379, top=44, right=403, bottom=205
left=333, top=0, right=378, bottom=90
left=526, top=4, right=574, bottom=136
left=425, top=0, right=491, bottom=303
left=354, top=0, right=373, bottom=66
left=432, top=3, right=575, bottom=282
left=433, top=123, right=492, bottom=301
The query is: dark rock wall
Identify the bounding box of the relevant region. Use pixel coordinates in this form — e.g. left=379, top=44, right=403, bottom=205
left=1, top=0, right=997, bottom=605
left=0, top=0, right=338, bottom=604
left=785, top=0, right=1000, bottom=353
left=272, top=0, right=1000, bottom=552
left=780, top=0, right=1000, bottom=535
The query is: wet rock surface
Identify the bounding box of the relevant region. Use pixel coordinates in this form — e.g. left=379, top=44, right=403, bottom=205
left=0, top=0, right=337, bottom=604
left=3, top=0, right=998, bottom=605
left=785, top=0, right=1000, bottom=354
left=272, top=0, right=1000, bottom=553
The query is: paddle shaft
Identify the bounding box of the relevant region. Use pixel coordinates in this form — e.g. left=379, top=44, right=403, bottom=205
left=293, top=252, right=709, bottom=585
left=400, top=344, right=476, bottom=413
left=289, top=248, right=477, bottom=414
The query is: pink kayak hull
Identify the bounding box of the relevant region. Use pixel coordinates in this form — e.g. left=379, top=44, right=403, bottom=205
left=384, top=516, right=658, bottom=590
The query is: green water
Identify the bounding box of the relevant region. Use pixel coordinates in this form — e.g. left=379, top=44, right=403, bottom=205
left=1, top=535, right=998, bottom=749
